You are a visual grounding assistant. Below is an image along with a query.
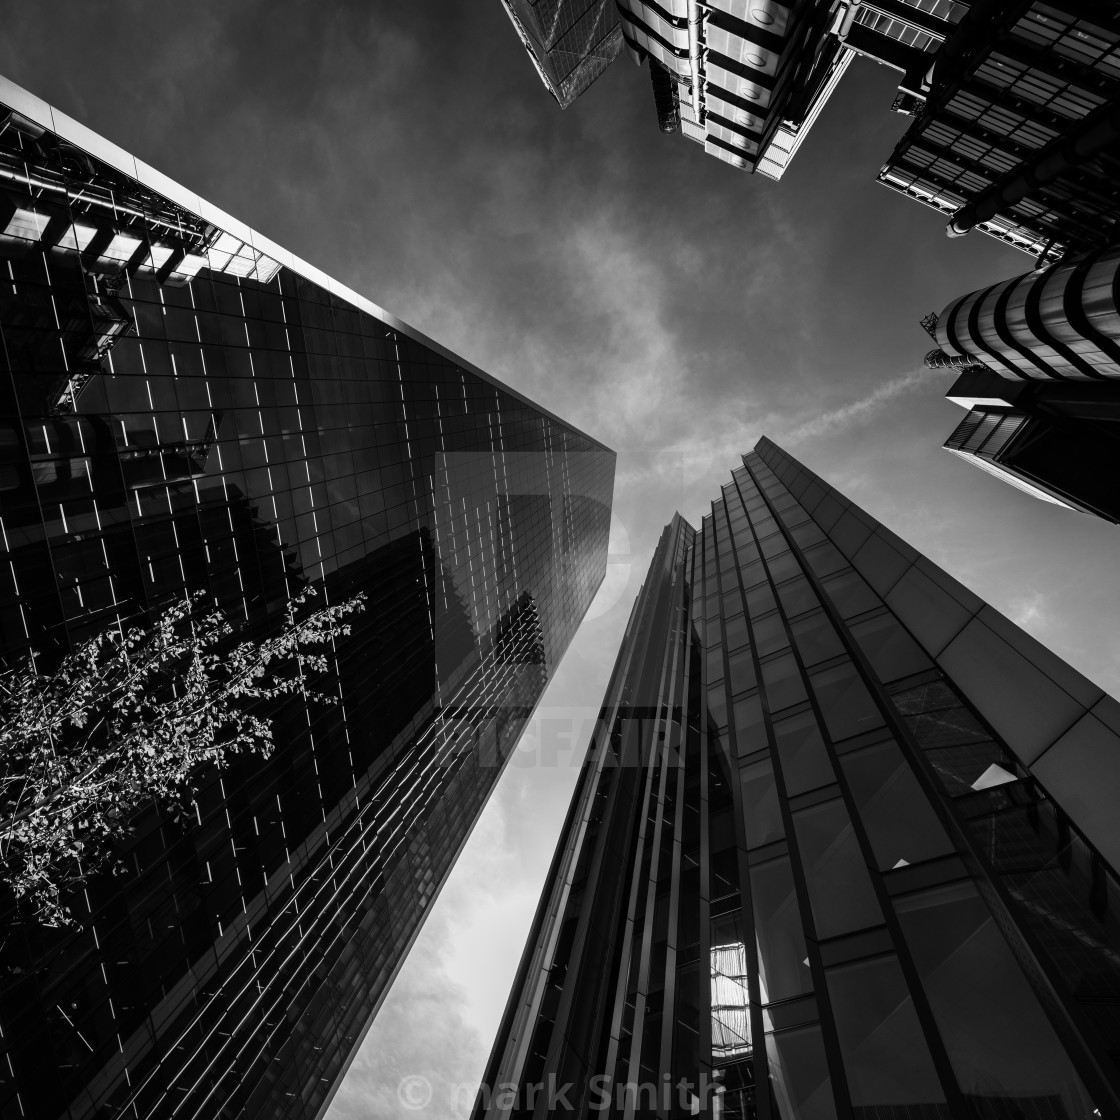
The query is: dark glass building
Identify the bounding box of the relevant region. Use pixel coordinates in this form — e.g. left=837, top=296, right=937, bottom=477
left=498, top=0, right=625, bottom=107
left=939, top=368, right=1120, bottom=525
left=474, top=437, right=1120, bottom=1118
left=0, top=76, right=614, bottom=1120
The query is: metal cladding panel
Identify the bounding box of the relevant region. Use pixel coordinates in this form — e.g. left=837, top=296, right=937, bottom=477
left=0, top=83, right=614, bottom=1120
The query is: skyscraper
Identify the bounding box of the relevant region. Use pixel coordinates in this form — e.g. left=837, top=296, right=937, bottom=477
left=0, top=76, right=614, bottom=1120
left=878, top=2, right=1120, bottom=260
left=922, top=243, right=1120, bottom=522
left=474, top=438, right=1120, bottom=1118
left=498, top=0, right=625, bottom=107
left=500, top=0, right=1120, bottom=254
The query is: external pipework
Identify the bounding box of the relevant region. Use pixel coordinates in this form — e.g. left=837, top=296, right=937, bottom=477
left=836, top=0, right=864, bottom=42
left=948, top=101, right=1120, bottom=239
left=688, top=0, right=704, bottom=123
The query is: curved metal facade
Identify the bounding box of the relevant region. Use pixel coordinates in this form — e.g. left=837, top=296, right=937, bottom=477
left=935, top=242, right=1120, bottom=381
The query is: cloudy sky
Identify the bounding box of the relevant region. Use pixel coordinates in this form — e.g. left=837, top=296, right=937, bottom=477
left=3, top=3, right=1118, bottom=1117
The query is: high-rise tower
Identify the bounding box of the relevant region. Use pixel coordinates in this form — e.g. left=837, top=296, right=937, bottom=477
left=0, top=76, right=614, bottom=1120
left=474, top=438, right=1120, bottom=1118
left=498, top=0, right=625, bottom=107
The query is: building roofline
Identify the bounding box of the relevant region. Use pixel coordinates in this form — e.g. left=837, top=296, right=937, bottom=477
left=0, top=73, right=613, bottom=454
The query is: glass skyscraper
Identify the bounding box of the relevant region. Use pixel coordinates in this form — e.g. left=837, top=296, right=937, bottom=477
left=474, top=438, right=1120, bottom=1118
left=0, top=77, right=614, bottom=1119
left=498, top=0, right=625, bottom=108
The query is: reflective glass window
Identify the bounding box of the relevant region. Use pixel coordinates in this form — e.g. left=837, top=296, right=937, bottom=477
left=733, top=693, right=767, bottom=755
left=809, top=661, right=884, bottom=742
left=791, top=799, right=882, bottom=938
left=740, top=757, right=784, bottom=847
left=801, top=541, right=847, bottom=578
left=895, top=882, right=1096, bottom=1114
left=724, top=614, right=749, bottom=650
left=762, top=653, right=807, bottom=712
left=727, top=648, right=756, bottom=694
left=752, top=612, right=789, bottom=657
left=819, top=569, right=880, bottom=618
left=789, top=612, right=844, bottom=667
left=750, top=855, right=811, bottom=1002
left=838, top=740, right=953, bottom=871
left=825, top=956, right=946, bottom=1107
left=773, top=711, right=835, bottom=796
left=765, top=1024, right=836, bottom=1120
left=778, top=577, right=819, bottom=618
left=746, top=583, right=777, bottom=617
left=849, top=614, right=932, bottom=683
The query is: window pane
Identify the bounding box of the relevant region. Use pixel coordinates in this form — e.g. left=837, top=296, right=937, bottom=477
left=850, top=614, right=932, bottom=683
left=809, top=661, right=884, bottom=742
left=762, top=653, right=808, bottom=712
left=725, top=614, right=749, bottom=650
left=747, top=583, right=777, bottom=617
left=839, top=740, right=954, bottom=870
left=825, top=956, right=946, bottom=1107
left=765, top=1024, right=836, bottom=1120
left=895, top=882, right=1096, bottom=1114
left=774, top=711, right=835, bottom=795
left=728, top=648, right=757, bottom=694
left=790, top=611, right=844, bottom=667
left=802, top=541, right=847, bottom=578
left=733, top=693, right=767, bottom=756
left=820, top=569, right=880, bottom=618
left=740, top=757, right=784, bottom=847
left=778, top=577, right=819, bottom=618
left=792, top=799, right=882, bottom=938
left=752, top=612, right=789, bottom=657
left=750, top=855, right=811, bottom=1002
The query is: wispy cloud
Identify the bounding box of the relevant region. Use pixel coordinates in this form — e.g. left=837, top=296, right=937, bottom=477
left=779, top=366, right=930, bottom=445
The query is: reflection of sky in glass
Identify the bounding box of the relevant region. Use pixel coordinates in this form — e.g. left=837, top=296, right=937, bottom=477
left=710, top=940, right=752, bottom=1060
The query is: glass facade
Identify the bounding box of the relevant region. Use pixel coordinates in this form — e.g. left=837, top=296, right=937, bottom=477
left=0, top=83, right=614, bottom=1119
left=473, top=438, right=1120, bottom=1119
left=500, top=0, right=625, bottom=108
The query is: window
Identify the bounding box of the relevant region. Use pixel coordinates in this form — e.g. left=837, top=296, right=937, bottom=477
left=750, top=855, right=811, bottom=1002
left=850, top=614, right=931, bottom=682
left=740, top=757, right=783, bottom=847
left=819, top=569, right=880, bottom=617
left=839, top=740, right=953, bottom=870
left=774, top=711, right=834, bottom=795
left=825, top=956, right=946, bottom=1107
left=790, top=612, right=843, bottom=667
left=762, top=654, right=807, bottom=712
left=809, top=662, right=884, bottom=742
left=895, top=882, right=1096, bottom=1113
left=792, top=799, right=882, bottom=938
left=765, top=1024, right=836, bottom=1120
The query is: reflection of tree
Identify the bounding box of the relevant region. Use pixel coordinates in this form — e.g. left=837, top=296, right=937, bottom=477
left=0, top=588, right=364, bottom=926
